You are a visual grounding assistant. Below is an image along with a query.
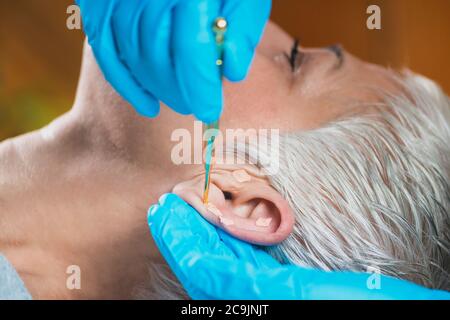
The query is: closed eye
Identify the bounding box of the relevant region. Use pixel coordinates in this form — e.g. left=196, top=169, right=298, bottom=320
left=284, top=39, right=303, bottom=72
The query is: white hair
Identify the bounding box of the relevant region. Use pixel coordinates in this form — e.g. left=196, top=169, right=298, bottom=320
left=265, top=72, right=450, bottom=290
left=138, top=72, right=450, bottom=299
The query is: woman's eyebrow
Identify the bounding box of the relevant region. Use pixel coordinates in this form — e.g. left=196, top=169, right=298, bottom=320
left=326, top=44, right=344, bottom=68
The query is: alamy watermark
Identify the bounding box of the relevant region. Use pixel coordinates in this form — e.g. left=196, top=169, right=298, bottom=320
left=366, top=266, right=381, bottom=290
left=66, top=5, right=81, bottom=30
left=367, top=5, right=382, bottom=30
left=66, top=4, right=382, bottom=31
left=66, top=265, right=81, bottom=290
left=171, top=121, right=280, bottom=175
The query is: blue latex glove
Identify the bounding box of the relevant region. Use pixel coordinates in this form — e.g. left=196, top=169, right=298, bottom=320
left=75, top=0, right=271, bottom=123
left=148, top=193, right=450, bottom=300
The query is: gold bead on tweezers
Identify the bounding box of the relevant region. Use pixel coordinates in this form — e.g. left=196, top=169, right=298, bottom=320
left=213, top=17, right=228, bottom=32
left=213, top=17, right=227, bottom=66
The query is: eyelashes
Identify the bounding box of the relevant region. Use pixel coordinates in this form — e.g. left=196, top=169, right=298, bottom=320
left=284, top=41, right=344, bottom=72
left=285, top=38, right=303, bottom=72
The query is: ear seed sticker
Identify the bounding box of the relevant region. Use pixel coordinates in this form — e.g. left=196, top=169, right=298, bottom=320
left=255, top=217, right=272, bottom=227
left=220, top=216, right=234, bottom=226
left=232, top=170, right=251, bottom=183
left=206, top=203, right=223, bottom=218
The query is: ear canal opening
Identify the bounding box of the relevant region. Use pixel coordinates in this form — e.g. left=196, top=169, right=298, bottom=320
left=223, top=191, right=233, bottom=200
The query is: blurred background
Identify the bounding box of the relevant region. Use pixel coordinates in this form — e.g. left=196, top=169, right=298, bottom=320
left=1, top=0, right=449, bottom=141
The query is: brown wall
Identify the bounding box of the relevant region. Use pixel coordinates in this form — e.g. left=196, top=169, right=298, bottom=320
left=271, top=0, right=450, bottom=89
left=1, top=0, right=449, bottom=140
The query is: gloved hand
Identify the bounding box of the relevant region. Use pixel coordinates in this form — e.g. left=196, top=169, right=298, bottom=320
left=75, top=0, right=271, bottom=123
left=148, top=193, right=450, bottom=300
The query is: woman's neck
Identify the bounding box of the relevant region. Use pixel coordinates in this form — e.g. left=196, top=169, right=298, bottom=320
left=60, top=43, right=194, bottom=179
left=0, top=43, right=191, bottom=299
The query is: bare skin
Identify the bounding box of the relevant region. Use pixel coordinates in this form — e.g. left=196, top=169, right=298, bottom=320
left=0, top=22, right=400, bottom=299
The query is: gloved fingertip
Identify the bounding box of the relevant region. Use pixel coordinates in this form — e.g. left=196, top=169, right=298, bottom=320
left=197, top=113, right=219, bottom=124
left=224, top=64, right=250, bottom=82
left=147, top=204, right=159, bottom=223
left=158, top=193, right=181, bottom=207
left=133, top=99, right=161, bottom=118
left=195, top=102, right=223, bottom=123
left=223, top=42, right=254, bottom=83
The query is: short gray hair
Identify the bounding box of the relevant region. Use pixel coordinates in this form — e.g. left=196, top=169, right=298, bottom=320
left=138, top=72, right=450, bottom=299
left=265, top=72, right=450, bottom=290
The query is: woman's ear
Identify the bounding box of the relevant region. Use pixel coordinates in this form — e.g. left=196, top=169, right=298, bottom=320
left=173, top=169, right=295, bottom=245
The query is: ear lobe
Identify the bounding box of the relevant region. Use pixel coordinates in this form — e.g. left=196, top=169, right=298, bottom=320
left=173, top=171, right=295, bottom=246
